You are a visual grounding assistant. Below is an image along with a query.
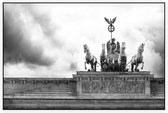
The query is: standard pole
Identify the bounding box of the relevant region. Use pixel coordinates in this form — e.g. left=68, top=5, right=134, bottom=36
left=111, top=32, right=112, bottom=41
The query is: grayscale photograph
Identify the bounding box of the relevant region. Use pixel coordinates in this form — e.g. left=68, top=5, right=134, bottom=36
left=3, top=2, right=165, bottom=110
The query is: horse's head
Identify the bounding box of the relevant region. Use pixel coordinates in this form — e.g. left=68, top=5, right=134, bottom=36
left=83, top=44, right=89, bottom=53
left=121, top=42, right=126, bottom=50
left=138, top=43, right=145, bottom=53
left=102, top=44, right=105, bottom=50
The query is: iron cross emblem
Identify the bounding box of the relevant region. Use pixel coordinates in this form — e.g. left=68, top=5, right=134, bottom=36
left=104, top=17, right=117, bottom=33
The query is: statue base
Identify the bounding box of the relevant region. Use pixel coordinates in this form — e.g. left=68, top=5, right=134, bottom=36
left=73, top=71, right=154, bottom=99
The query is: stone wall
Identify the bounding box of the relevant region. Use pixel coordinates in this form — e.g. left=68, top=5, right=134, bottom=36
left=3, top=76, right=165, bottom=110
left=3, top=76, right=164, bottom=98
left=4, top=78, right=76, bottom=95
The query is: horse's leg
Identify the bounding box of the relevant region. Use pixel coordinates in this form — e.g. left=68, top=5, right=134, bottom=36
left=131, top=63, right=134, bottom=72
left=125, top=57, right=127, bottom=71
left=91, top=63, right=94, bottom=71
left=93, top=57, right=97, bottom=72
left=131, top=57, right=134, bottom=72
left=95, top=63, right=97, bottom=72
left=135, top=63, right=139, bottom=72
left=92, top=63, right=95, bottom=71
left=121, top=63, right=124, bottom=72
left=117, top=62, right=120, bottom=72
left=100, top=61, right=103, bottom=71
left=119, top=63, right=121, bottom=71
left=85, top=62, right=87, bottom=70
left=122, top=63, right=124, bottom=72
left=141, top=61, right=144, bottom=69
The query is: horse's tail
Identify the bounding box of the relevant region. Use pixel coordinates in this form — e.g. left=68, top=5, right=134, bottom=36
left=94, top=57, right=101, bottom=66
left=126, top=55, right=135, bottom=66
left=92, top=55, right=99, bottom=65
left=126, top=60, right=132, bottom=66
left=97, top=62, right=101, bottom=66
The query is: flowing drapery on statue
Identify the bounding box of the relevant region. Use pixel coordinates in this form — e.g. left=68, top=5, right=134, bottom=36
left=106, top=38, right=120, bottom=71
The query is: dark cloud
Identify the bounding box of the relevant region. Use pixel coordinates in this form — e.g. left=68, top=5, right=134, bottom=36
left=69, top=62, right=78, bottom=71
left=147, top=27, right=164, bottom=58
left=4, top=6, right=53, bottom=66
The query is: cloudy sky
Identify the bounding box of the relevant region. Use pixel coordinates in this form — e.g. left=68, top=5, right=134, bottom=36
left=4, top=3, right=164, bottom=78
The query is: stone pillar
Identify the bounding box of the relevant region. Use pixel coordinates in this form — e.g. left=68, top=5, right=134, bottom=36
left=145, top=76, right=153, bottom=95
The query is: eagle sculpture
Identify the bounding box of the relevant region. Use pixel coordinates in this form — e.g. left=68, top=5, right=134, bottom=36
left=104, top=17, right=117, bottom=25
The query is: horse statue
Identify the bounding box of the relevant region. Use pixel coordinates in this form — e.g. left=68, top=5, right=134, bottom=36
left=100, top=44, right=108, bottom=71
left=131, top=43, right=145, bottom=72
left=115, top=41, right=120, bottom=54
left=83, top=44, right=98, bottom=71
left=119, top=42, right=127, bottom=72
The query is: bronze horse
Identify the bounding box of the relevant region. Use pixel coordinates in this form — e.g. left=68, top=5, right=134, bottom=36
left=131, top=43, right=145, bottom=72
left=119, top=42, right=127, bottom=72
left=83, top=44, right=98, bottom=71
left=100, top=44, right=108, bottom=71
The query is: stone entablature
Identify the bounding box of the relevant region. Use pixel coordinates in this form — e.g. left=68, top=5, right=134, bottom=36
left=4, top=78, right=76, bottom=95
left=4, top=78, right=75, bottom=84
left=3, top=76, right=164, bottom=100
left=73, top=71, right=154, bottom=99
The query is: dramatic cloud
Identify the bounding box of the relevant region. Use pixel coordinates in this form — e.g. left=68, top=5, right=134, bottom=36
left=136, top=25, right=164, bottom=78
left=138, top=26, right=164, bottom=58
left=4, top=5, right=54, bottom=66
left=4, top=4, right=164, bottom=78
left=26, top=5, right=64, bottom=47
